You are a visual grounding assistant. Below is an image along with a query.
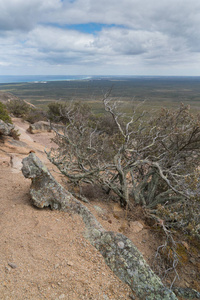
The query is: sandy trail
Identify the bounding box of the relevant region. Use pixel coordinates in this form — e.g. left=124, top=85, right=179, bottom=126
left=0, top=119, right=133, bottom=299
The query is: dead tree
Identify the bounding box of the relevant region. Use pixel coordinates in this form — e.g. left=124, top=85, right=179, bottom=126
left=47, top=100, right=200, bottom=216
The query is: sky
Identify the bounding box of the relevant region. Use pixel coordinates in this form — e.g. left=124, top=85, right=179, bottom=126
left=0, top=0, right=200, bottom=76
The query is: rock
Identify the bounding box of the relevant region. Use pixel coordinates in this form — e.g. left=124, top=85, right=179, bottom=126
left=10, top=155, right=22, bottom=173
left=130, top=221, right=144, bottom=233
left=8, top=262, right=17, bottom=269
left=54, top=263, right=60, bottom=269
left=93, top=205, right=106, bottom=215
left=0, top=120, right=14, bottom=136
left=172, top=287, right=200, bottom=299
left=0, top=91, right=21, bottom=104
left=27, top=121, right=52, bottom=134
left=21, top=153, right=177, bottom=300
left=118, top=241, right=125, bottom=249
left=27, top=121, right=64, bottom=134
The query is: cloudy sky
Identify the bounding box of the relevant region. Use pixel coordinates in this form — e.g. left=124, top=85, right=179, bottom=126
left=0, top=0, right=200, bottom=76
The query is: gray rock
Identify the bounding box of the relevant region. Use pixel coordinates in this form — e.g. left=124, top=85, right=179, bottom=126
left=0, top=120, right=14, bottom=136
left=8, top=262, right=17, bottom=269
left=27, top=121, right=51, bottom=134
left=27, top=121, right=64, bottom=134
left=172, top=287, right=200, bottom=299
left=21, top=153, right=177, bottom=300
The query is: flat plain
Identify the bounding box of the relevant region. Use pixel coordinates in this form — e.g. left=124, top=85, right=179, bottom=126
left=0, top=76, right=200, bottom=114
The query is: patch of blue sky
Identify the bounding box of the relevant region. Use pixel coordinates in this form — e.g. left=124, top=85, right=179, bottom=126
left=45, top=23, right=126, bottom=34
left=19, top=40, right=26, bottom=45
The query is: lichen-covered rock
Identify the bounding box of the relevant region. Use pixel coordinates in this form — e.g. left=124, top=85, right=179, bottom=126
left=0, top=119, right=14, bottom=136
left=21, top=153, right=178, bottom=300
left=21, top=153, right=104, bottom=234
left=172, top=287, right=200, bottom=299
left=93, top=231, right=177, bottom=300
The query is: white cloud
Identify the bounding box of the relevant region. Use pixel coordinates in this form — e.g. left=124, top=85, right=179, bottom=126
left=26, top=26, right=95, bottom=53
left=0, top=0, right=200, bottom=75
left=0, top=0, right=61, bottom=31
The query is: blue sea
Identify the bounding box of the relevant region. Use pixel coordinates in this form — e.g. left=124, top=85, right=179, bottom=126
left=0, top=75, right=92, bottom=84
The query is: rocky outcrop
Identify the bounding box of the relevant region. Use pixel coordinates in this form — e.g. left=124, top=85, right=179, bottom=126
left=0, top=119, right=14, bottom=136
left=0, top=91, right=20, bottom=104
left=27, top=121, right=64, bottom=134
left=22, top=153, right=178, bottom=300
left=27, top=121, right=52, bottom=134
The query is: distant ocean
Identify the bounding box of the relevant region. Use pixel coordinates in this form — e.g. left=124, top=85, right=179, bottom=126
left=0, top=75, right=91, bottom=84
left=1, top=75, right=200, bottom=84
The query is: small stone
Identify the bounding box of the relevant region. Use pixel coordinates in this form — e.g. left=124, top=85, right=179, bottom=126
left=118, top=241, right=125, bottom=249
left=130, top=221, right=143, bottom=233
left=8, top=262, right=17, bottom=269
left=67, top=261, right=74, bottom=266
left=54, top=263, right=60, bottom=269
left=58, top=295, right=65, bottom=299
left=93, top=205, right=105, bottom=214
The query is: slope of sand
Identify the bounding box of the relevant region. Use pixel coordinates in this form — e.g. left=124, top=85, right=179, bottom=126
left=0, top=118, right=199, bottom=300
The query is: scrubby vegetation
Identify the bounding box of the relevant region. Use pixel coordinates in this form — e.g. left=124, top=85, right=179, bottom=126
left=6, top=99, right=30, bottom=118
left=0, top=101, right=12, bottom=123
left=6, top=99, right=46, bottom=123
left=47, top=99, right=200, bottom=237
left=1, top=91, right=199, bottom=289
left=46, top=98, right=200, bottom=286
left=0, top=101, right=20, bottom=139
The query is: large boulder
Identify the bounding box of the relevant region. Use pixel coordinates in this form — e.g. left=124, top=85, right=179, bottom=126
left=27, top=121, right=64, bottom=134
left=0, top=119, right=14, bottom=136
left=27, top=121, right=51, bottom=134
left=22, top=153, right=177, bottom=300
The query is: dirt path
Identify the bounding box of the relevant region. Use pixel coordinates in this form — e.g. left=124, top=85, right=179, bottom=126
left=0, top=119, right=134, bottom=299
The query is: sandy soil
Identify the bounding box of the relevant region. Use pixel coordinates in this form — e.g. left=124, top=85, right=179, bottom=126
left=0, top=118, right=199, bottom=300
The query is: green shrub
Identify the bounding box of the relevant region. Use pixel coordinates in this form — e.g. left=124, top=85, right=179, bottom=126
left=6, top=99, right=30, bottom=118
left=23, top=108, right=47, bottom=124
left=0, top=101, right=12, bottom=123
left=47, top=102, right=69, bottom=124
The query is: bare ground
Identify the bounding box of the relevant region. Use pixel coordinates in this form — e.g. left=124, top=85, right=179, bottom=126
left=0, top=118, right=199, bottom=300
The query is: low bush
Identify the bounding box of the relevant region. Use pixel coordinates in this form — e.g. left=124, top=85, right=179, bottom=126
left=6, top=99, right=30, bottom=118
left=23, top=108, right=47, bottom=124
left=0, top=101, right=12, bottom=123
